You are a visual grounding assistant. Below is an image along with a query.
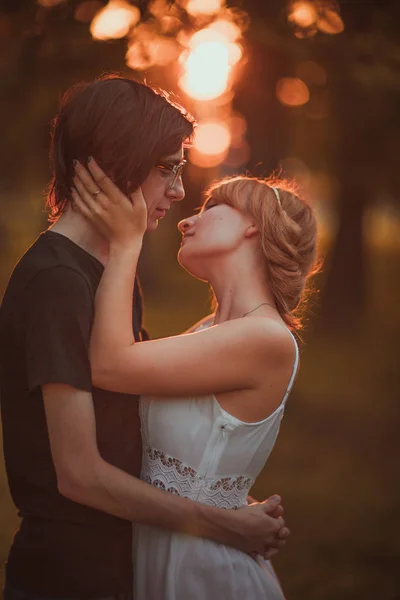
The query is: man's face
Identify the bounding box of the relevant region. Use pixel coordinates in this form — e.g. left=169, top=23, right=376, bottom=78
left=140, top=146, right=186, bottom=232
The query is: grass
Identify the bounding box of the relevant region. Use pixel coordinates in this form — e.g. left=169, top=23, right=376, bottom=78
left=0, top=244, right=399, bottom=599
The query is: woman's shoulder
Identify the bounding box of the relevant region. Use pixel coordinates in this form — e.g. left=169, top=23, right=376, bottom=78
left=240, top=317, right=297, bottom=362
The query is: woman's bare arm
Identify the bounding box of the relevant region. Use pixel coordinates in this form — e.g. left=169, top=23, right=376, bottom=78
left=72, top=160, right=294, bottom=400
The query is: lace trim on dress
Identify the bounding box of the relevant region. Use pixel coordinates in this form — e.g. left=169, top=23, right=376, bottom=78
left=141, top=446, right=254, bottom=510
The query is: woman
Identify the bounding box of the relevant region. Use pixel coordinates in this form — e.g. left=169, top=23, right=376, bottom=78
left=72, top=159, right=319, bottom=600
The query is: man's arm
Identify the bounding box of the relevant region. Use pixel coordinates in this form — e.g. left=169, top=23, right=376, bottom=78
left=43, top=382, right=288, bottom=555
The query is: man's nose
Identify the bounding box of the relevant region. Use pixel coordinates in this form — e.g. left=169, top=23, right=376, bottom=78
left=167, top=177, right=185, bottom=202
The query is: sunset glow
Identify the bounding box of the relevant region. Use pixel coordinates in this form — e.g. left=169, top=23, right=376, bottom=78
left=179, top=28, right=241, bottom=101
left=90, top=0, right=140, bottom=41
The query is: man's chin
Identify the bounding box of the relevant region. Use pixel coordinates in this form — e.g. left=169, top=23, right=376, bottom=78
left=146, top=218, right=159, bottom=233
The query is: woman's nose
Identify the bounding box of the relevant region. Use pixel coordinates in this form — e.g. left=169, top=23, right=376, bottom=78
left=178, top=215, right=196, bottom=234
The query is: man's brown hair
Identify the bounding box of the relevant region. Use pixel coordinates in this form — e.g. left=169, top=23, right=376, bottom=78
left=47, top=74, right=194, bottom=221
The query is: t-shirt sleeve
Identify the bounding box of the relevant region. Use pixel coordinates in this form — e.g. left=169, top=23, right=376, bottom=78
left=23, top=266, right=94, bottom=393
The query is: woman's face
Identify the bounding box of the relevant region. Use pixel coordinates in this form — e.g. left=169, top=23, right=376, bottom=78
left=177, top=198, right=256, bottom=280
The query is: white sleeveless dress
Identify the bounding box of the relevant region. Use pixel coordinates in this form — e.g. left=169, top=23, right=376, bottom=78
left=134, top=326, right=299, bottom=600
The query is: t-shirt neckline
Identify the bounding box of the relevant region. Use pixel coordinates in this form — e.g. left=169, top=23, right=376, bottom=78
left=43, top=230, right=104, bottom=271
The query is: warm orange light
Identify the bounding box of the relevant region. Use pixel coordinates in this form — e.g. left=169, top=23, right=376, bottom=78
left=190, top=151, right=226, bottom=169
left=209, top=19, right=241, bottom=42
left=159, top=15, right=182, bottom=34
left=288, top=1, right=317, bottom=28
left=194, top=121, right=231, bottom=156
left=126, top=27, right=179, bottom=70
left=317, top=9, right=344, bottom=34
left=276, top=78, right=310, bottom=107
left=90, top=0, right=140, bottom=41
left=179, top=29, right=232, bottom=101
left=228, top=43, right=243, bottom=65
left=186, top=0, right=224, bottom=17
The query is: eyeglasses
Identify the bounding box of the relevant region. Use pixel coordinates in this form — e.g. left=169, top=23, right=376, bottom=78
left=155, top=159, right=187, bottom=189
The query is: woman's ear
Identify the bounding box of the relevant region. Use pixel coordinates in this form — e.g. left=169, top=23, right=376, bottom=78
left=245, top=224, right=259, bottom=238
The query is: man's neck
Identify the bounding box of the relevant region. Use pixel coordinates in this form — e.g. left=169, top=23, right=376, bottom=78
left=49, top=208, right=109, bottom=266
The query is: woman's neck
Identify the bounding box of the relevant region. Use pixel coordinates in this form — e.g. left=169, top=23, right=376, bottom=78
left=210, top=259, right=276, bottom=324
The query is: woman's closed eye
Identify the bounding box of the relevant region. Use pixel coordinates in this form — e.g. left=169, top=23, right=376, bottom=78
left=202, top=202, right=218, bottom=212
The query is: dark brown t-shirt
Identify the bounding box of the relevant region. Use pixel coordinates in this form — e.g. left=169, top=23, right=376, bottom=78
left=0, top=231, right=145, bottom=597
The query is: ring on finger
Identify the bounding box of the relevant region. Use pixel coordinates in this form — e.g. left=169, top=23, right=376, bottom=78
left=92, top=190, right=101, bottom=197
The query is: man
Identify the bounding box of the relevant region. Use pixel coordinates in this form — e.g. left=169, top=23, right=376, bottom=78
left=0, top=75, right=288, bottom=600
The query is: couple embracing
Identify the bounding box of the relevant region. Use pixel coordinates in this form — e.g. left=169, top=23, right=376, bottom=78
left=0, top=75, right=319, bottom=600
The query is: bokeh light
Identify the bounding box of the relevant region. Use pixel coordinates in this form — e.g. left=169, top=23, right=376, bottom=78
left=90, top=0, right=140, bottom=41
left=194, top=121, right=231, bottom=155
left=185, top=0, right=224, bottom=18
left=209, top=19, right=241, bottom=42
left=228, top=43, right=243, bottom=65
left=276, top=77, right=310, bottom=107
left=159, top=15, right=182, bottom=34
left=288, top=1, right=317, bottom=28
left=126, top=27, right=179, bottom=70
left=317, top=9, right=344, bottom=34
left=179, top=29, right=233, bottom=100
left=190, top=120, right=231, bottom=168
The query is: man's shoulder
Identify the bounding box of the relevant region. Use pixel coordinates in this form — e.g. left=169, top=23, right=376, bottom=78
left=7, top=232, right=99, bottom=293
left=1, top=233, right=98, bottom=319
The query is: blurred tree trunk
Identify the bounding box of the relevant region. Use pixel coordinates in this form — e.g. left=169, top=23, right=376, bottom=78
left=320, top=181, right=368, bottom=328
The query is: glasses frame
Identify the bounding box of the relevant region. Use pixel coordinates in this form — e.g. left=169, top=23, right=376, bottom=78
left=155, top=159, right=187, bottom=189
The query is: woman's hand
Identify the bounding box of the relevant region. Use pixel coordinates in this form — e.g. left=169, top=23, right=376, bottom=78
left=71, top=158, right=147, bottom=246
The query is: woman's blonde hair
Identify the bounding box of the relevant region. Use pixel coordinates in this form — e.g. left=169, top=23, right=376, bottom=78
left=204, top=175, right=320, bottom=330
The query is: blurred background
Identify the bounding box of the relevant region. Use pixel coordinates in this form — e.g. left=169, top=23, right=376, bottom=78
left=0, top=0, right=399, bottom=598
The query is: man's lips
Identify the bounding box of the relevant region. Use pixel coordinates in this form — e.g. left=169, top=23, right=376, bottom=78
left=155, top=207, right=169, bottom=218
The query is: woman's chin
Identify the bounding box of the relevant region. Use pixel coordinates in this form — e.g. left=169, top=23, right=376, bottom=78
left=177, top=252, right=207, bottom=281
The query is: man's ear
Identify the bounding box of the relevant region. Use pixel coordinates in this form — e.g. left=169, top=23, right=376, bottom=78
left=245, top=224, right=259, bottom=238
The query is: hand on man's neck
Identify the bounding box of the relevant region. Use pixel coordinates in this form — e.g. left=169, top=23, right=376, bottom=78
left=49, top=206, right=109, bottom=266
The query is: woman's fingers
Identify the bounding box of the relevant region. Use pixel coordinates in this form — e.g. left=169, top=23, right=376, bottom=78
left=71, top=158, right=147, bottom=240
left=277, top=526, right=290, bottom=540
left=86, top=157, right=126, bottom=205
left=73, top=160, right=101, bottom=197
left=71, top=188, right=92, bottom=219
left=72, top=175, right=102, bottom=215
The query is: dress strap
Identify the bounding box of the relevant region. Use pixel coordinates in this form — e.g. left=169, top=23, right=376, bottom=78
left=282, top=331, right=299, bottom=405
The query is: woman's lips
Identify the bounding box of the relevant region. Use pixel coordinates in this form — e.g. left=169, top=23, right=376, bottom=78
left=181, top=234, right=194, bottom=244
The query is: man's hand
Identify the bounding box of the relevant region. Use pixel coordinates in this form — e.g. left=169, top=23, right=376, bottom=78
left=230, top=494, right=290, bottom=557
